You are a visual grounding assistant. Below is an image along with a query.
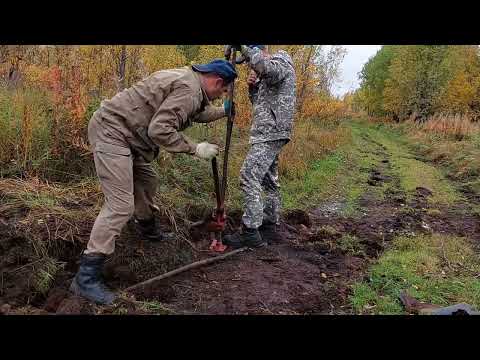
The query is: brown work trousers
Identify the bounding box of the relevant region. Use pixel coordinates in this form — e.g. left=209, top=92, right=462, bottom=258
left=84, top=113, right=157, bottom=255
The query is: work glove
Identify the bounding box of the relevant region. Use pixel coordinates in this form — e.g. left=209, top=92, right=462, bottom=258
left=195, top=142, right=219, bottom=160
left=223, top=99, right=236, bottom=117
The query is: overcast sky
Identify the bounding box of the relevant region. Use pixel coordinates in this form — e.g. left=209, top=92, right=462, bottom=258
left=331, top=45, right=382, bottom=97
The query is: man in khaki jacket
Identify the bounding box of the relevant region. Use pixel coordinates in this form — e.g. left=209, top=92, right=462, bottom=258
left=70, top=59, right=237, bottom=305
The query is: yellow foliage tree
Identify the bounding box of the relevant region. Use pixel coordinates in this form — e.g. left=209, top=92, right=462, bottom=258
left=141, top=46, right=187, bottom=74
left=195, top=45, right=224, bottom=64
left=440, top=71, right=476, bottom=114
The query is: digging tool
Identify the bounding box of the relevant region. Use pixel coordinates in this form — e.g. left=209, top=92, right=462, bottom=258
left=208, top=157, right=227, bottom=252
left=189, top=48, right=238, bottom=252
left=207, top=48, right=238, bottom=252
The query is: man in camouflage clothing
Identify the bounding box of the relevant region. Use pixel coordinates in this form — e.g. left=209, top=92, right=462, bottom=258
left=223, top=45, right=296, bottom=248
left=70, top=59, right=237, bottom=305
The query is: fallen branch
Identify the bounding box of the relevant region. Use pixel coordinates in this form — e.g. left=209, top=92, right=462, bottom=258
left=125, top=247, right=247, bottom=292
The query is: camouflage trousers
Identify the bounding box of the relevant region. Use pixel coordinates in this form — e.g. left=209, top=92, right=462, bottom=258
left=240, top=140, right=288, bottom=229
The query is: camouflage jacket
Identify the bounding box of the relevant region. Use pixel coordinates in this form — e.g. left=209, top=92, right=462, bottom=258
left=243, top=47, right=296, bottom=144
left=96, top=67, right=226, bottom=162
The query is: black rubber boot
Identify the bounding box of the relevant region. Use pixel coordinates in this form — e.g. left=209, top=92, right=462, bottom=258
left=69, top=253, right=116, bottom=305
left=135, top=217, right=163, bottom=242
left=223, top=224, right=267, bottom=249
left=259, top=221, right=278, bottom=245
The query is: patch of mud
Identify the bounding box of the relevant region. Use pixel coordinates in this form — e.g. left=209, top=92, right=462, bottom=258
left=56, top=296, right=94, bottom=315
left=368, top=169, right=392, bottom=186
left=283, top=209, right=312, bottom=227
left=130, top=202, right=392, bottom=314
left=134, top=244, right=360, bottom=315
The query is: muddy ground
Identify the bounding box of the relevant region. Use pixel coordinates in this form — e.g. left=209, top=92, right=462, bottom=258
left=1, top=131, right=480, bottom=315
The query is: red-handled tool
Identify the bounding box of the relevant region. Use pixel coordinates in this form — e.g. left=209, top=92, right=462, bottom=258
left=207, top=48, right=238, bottom=252
left=208, top=157, right=227, bottom=252
left=189, top=48, right=238, bottom=252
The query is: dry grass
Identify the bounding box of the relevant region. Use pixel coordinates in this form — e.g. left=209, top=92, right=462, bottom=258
left=407, top=112, right=478, bottom=140
left=392, top=113, right=480, bottom=181
left=0, top=177, right=100, bottom=252
left=0, top=177, right=102, bottom=295
left=279, top=119, right=350, bottom=179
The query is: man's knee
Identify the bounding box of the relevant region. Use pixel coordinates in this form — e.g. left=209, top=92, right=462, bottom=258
left=108, top=196, right=135, bottom=221
left=240, top=173, right=261, bottom=195
left=240, top=158, right=262, bottom=183
left=134, top=168, right=158, bottom=195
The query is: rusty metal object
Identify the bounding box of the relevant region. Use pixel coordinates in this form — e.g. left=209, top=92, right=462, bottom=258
left=399, top=291, right=480, bottom=315
left=190, top=49, right=238, bottom=253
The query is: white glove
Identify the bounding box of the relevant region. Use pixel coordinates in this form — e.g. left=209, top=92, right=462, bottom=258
left=195, top=142, right=219, bottom=160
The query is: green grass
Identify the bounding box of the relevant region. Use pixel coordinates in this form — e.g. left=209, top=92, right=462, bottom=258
left=282, top=151, right=346, bottom=209
left=338, top=123, right=391, bottom=216
left=344, top=120, right=480, bottom=314
left=156, top=120, right=355, bottom=215
left=281, top=121, right=387, bottom=214
left=387, top=121, right=480, bottom=201
left=395, top=156, right=459, bottom=205
left=350, top=234, right=480, bottom=314
left=359, top=122, right=461, bottom=206
left=137, top=300, right=172, bottom=314
left=382, top=138, right=459, bottom=205
left=337, top=234, right=366, bottom=256
left=21, top=191, right=59, bottom=208
left=33, top=257, right=65, bottom=295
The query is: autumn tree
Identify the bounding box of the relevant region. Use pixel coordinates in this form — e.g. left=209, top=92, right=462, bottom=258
left=356, top=45, right=480, bottom=121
